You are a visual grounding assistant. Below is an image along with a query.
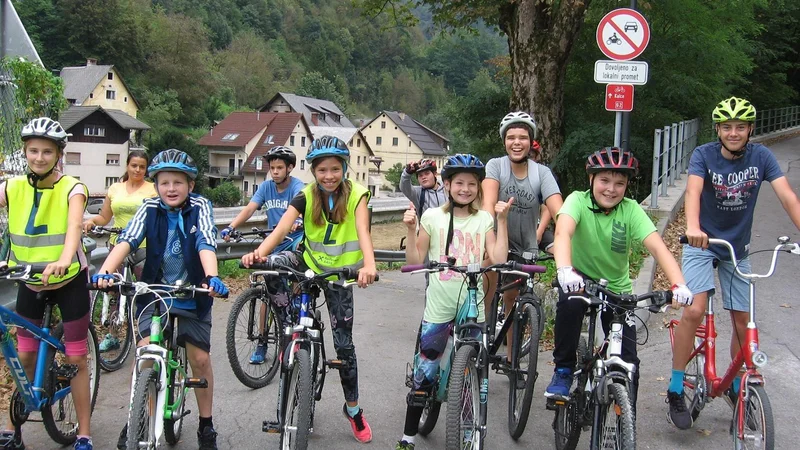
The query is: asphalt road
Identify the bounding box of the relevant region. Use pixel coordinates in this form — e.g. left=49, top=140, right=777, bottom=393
left=16, top=135, right=800, bottom=449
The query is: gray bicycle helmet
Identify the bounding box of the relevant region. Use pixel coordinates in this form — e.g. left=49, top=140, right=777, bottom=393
left=499, top=111, right=538, bottom=140
left=21, top=117, right=70, bottom=149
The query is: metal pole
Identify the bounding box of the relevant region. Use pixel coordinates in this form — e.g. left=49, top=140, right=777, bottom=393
left=619, top=0, right=637, bottom=151
left=614, top=112, right=622, bottom=147
left=669, top=123, right=677, bottom=186
left=651, top=129, right=661, bottom=209
left=1, top=0, right=7, bottom=60
left=661, top=125, right=670, bottom=197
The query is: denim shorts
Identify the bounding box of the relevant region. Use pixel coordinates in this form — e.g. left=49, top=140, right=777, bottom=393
left=682, top=244, right=752, bottom=312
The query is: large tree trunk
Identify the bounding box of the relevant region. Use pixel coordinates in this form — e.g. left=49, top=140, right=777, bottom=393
left=500, top=0, right=592, bottom=163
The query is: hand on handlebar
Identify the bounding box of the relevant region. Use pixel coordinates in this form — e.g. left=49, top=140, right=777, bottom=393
left=91, top=272, right=117, bottom=290
left=357, top=265, right=377, bottom=288
left=221, top=226, right=234, bottom=242
left=82, top=220, right=96, bottom=234
left=557, top=266, right=585, bottom=293
left=670, top=283, right=693, bottom=309
left=202, top=275, right=229, bottom=297
left=684, top=227, right=708, bottom=249
left=241, top=251, right=267, bottom=268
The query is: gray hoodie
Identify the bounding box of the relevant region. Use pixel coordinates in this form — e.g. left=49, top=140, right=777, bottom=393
left=400, top=168, right=447, bottom=218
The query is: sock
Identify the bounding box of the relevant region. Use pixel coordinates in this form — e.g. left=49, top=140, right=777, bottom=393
left=732, top=376, right=741, bottom=393
left=668, top=369, right=685, bottom=394
left=346, top=404, right=360, bottom=418
left=77, top=435, right=92, bottom=442
left=199, top=416, right=214, bottom=432
left=401, top=434, right=416, bottom=444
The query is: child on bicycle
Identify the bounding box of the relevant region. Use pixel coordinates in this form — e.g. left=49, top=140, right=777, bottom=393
left=241, top=135, right=377, bottom=444
left=92, top=149, right=229, bottom=450
left=221, top=145, right=305, bottom=364
left=0, top=117, right=94, bottom=450
left=666, top=97, right=800, bottom=430
left=395, top=154, right=513, bottom=450
left=546, top=147, right=692, bottom=409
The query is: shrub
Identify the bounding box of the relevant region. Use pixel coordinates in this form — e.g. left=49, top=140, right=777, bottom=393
left=204, top=182, right=242, bottom=207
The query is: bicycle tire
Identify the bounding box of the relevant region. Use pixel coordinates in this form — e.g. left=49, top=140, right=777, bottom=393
left=164, top=345, right=188, bottom=444
left=507, top=302, right=540, bottom=439
left=42, top=323, right=101, bottom=445
left=594, top=383, right=635, bottom=450
left=127, top=368, right=160, bottom=450
left=226, top=288, right=280, bottom=388
left=732, top=384, right=774, bottom=450
left=418, top=401, right=442, bottom=436
left=684, top=336, right=706, bottom=420
left=446, top=345, right=480, bottom=450
left=91, top=290, right=133, bottom=372
left=280, top=348, right=313, bottom=450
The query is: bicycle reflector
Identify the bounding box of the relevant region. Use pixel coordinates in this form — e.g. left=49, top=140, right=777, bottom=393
left=752, top=350, right=768, bottom=368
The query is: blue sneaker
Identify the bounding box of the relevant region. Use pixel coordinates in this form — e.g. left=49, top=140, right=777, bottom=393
left=544, top=368, right=572, bottom=399
left=74, top=437, right=93, bottom=450
left=99, top=333, right=120, bottom=352
left=249, top=344, right=266, bottom=365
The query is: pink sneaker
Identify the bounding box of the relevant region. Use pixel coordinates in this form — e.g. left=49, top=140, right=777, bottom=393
left=343, top=403, right=373, bottom=443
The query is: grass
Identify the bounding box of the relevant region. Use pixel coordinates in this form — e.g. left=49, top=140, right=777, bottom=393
left=218, top=260, right=249, bottom=279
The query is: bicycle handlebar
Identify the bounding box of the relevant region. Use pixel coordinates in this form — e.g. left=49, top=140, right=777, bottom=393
left=240, top=261, right=379, bottom=284
left=552, top=278, right=671, bottom=312
left=87, top=277, right=228, bottom=298
left=401, top=260, right=546, bottom=276
left=679, top=235, right=800, bottom=280
left=0, top=263, right=48, bottom=280
left=90, top=226, right=124, bottom=235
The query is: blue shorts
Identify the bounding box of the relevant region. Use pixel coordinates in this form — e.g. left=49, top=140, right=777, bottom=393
left=682, top=244, right=752, bottom=312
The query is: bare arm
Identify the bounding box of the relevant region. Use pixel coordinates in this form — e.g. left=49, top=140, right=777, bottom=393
left=355, top=196, right=377, bottom=287
left=98, top=241, right=132, bottom=276
left=684, top=174, right=707, bottom=248
left=553, top=214, right=577, bottom=268
left=254, top=206, right=301, bottom=257
left=228, top=201, right=261, bottom=229
left=537, top=206, right=551, bottom=241
left=199, top=249, right=219, bottom=277
left=490, top=199, right=513, bottom=264
left=481, top=178, right=500, bottom=217
left=770, top=176, right=800, bottom=231
left=403, top=204, right=423, bottom=265
left=544, top=194, right=563, bottom=221
left=83, top=193, right=113, bottom=231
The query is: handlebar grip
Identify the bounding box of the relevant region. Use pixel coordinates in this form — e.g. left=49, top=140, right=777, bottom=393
left=679, top=236, right=688, bottom=244
left=28, top=263, right=48, bottom=274
left=401, top=264, right=426, bottom=273
left=240, top=261, right=270, bottom=270
left=520, top=264, right=547, bottom=274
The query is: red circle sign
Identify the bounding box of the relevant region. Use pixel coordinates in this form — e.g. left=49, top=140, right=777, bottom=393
left=596, top=8, right=650, bottom=61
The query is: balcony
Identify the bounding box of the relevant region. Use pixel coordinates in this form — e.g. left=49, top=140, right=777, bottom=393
left=208, top=166, right=243, bottom=179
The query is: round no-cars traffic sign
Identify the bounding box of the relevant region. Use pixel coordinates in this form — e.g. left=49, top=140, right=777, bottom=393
left=596, top=8, right=650, bottom=61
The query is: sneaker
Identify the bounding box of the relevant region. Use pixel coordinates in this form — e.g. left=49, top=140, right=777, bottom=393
left=116, top=424, right=127, bottom=450
left=342, top=403, right=373, bottom=443
left=73, top=437, right=93, bottom=450
left=249, top=344, right=266, bottom=365
left=396, top=440, right=415, bottom=450
left=198, top=426, right=218, bottom=450
left=99, top=333, right=121, bottom=352
left=666, top=391, right=693, bottom=430
left=544, top=368, right=572, bottom=399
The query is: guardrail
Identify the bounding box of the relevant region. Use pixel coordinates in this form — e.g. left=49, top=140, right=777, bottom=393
left=753, top=106, right=800, bottom=136
left=649, top=118, right=700, bottom=209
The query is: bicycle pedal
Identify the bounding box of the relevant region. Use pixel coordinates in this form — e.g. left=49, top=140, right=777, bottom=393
left=262, top=421, right=281, bottom=433
left=546, top=398, right=567, bottom=411
left=0, top=431, right=25, bottom=450
left=53, top=364, right=78, bottom=380
left=325, top=359, right=348, bottom=369
left=185, top=377, right=208, bottom=389
left=409, top=391, right=429, bottom=408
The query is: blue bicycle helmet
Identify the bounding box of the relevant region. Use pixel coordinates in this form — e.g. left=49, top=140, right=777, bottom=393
left=147, top=149, right=198, bottom=180
left=306, top=136, right=350, bottom=165
left=440, top=154, right=485, bottom=181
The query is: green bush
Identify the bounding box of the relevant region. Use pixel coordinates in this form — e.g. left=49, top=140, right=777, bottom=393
left=204, top=182, right=242, bottom=207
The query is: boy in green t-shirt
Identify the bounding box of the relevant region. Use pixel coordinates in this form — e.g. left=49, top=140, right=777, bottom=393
left=544, top=147, right=692, bottom=405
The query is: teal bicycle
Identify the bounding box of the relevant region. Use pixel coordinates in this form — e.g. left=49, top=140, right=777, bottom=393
left=0, top=264, right=100, bottom=448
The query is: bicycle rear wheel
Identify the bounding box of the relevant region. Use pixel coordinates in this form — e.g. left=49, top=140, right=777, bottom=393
left=507, top=302, right=540, bottom=439
left=43, top=323, right=101, bottom=445
left=91, top=290, right=133, bottom=372
left=553, top=398, right=581, bottom=450
left=164, top=345, right=188, bottom=444
left=127, top=368, right=160, bottom=450
left=594, top=383, right=635, bottom=450
left=280, top=348, right=313, bottom=450
left=226, top=288, right=281, bottom=388
left=732, top=384, right=774, bottom=450
left=418, top=400, right=442, bottom=436
left=446, top=345, right=480, bottom=450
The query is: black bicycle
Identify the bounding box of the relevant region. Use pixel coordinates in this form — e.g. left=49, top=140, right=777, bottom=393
left=547, top=279, right=670, bottom=450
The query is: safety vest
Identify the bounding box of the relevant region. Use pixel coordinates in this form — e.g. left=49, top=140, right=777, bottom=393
left=6, top=175, right=87, bottom=285
left=301, top=181, right=370, bottom=275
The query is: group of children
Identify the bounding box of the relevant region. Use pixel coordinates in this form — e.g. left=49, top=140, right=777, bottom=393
left=4, top=95, right=799, bottom=449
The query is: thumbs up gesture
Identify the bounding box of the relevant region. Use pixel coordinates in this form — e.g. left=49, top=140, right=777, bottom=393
left=403, top=202, right=418, bottom=229
left=496, top=197, right=515, bottom=222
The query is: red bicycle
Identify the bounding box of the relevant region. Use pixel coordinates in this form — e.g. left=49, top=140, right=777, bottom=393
left=668, top=236, right=799, bottom=450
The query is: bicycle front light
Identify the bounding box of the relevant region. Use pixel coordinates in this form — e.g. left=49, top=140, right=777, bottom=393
left=751, top=350, right=768, bottom=368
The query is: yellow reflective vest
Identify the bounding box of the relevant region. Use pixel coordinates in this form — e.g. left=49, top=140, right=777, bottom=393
left=6, top=175, right=87, bottom=285
left=301, top=181, right=370, bottom=274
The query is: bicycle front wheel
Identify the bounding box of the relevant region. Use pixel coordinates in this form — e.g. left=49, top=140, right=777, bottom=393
left=127, top=368, right=160, bottom=450
left=594, top=382, right=635, bottom=450
left=732, top=384, right=774, bottom=450
left=446, top=345, right=481, bottom=450
left=684, top=336, right=706, bottom=420
left=43, top=323, right=101, bottom=445
left=91, top=290, right=133, bottom=372
left=280, top=347, right=313, bottom=450
left=553, top=397, right=581, bottom=450
left=508, top=302, right=540, bottom=439
left=164, top=345, right=188, bottom=444
left=226, top=288, right=281, bottom=388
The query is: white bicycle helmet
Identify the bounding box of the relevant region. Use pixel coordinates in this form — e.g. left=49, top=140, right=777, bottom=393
left=499, top=111, right=537, bottom=140
left=21, top=117, right=70, bottom=149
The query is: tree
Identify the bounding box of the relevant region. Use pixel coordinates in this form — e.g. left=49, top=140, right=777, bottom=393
left=296, top=72, right=348, bottom=113
left=216, top=31, right=281, bottom=108
left=146, top=129, right=210, bottom=192
left=384, top=163, right=404, bottom=190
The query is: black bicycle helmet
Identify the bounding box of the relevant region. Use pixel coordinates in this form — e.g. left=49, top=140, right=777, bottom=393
left=264, top=145, right=297, bottom=167
left=441, top=154, right=485, bottom=181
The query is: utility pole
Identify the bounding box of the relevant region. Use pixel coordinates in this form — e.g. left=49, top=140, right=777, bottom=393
left=620, top=0, right=637, bottom=151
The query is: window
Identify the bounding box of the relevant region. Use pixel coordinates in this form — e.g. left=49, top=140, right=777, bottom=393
left=357, top=139, right=361, bottom=148
left=85, top=125, right=105, bottom=137
left=221, top=133, right=239, bottom=141
left=381, top=121, right=386, bottom=129
left=392, top=137, right=399, bottom=146
left=263, top=134, right=274, bottom=145
left=89, top=93, right=94, bottom=99
left=107, top=72, right=113, bottom=80
left=300, top=161, right=305, bottom=170
left=106, top=90, right=116, bottom=100
left=105, top=177, right=117, bottom=188
left=106, top=154, right=120, bottom=165
left=357, top=156, right=361, bottom=165
left=244, top=181, right=249, bottom=193
left=65, top=152, right=81, bottom=165
left=376, top=136, right=382, bottom=145
left=290, top=136, right=295, bottom=146
left=301, top=136, right=306, bottom=146
left=124, top=96, right=128, bottom=103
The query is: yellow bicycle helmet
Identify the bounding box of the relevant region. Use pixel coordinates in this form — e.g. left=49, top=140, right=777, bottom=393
left=712, top=97, right=756, bottom=123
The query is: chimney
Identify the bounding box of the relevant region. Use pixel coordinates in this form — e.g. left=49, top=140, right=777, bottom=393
left=359, top=119, right=365, bottom=127
left=86, top=58, right=97, bottom=66
left=399, top=112, right=406, bottom=121
left=257, top=111, right=260, bottom=121
left=311, top=112, right=319, bottom=126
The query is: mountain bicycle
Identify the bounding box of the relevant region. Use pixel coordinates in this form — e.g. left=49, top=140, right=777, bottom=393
left=667, top=236, right=796, bottom=450
left=87, top=226, right=139, bottom=372
left=487, top=249, right=553, bottom=439
left=90, top=278, right=226, bottom=449
left=401, top=260, right=544, bottom=450
left=226, top=228, right=303, bottom=388
left=547, top=279, right=671, bottom=450
left=245, top=261, right=376, bottom=450
left=0, top=264, right=100, bottom=448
